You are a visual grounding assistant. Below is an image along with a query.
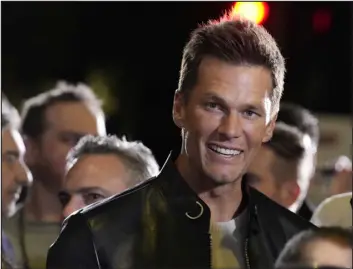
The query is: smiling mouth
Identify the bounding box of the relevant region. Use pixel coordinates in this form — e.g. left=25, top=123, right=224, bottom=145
left=208, top=144, right=243, bottom=157
left=8, top=188, right=21, bottom=197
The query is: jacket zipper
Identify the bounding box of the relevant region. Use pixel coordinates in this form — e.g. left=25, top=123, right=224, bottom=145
left=244, top=237, right=251, bottom=269
left=209, top=233, right=213, bottom=269
left=244, top=205, right=257, bottom=269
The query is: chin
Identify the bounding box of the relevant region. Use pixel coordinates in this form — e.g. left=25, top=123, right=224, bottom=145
left=204, top=167, right=242, bottom=185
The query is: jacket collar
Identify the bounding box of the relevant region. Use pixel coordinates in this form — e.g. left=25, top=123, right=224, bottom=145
left=156, top=151, right=255, bottom=230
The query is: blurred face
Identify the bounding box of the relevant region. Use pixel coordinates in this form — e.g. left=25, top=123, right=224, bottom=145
left=308, top=240, right=352, bottom=268
left=2, top=128, right=33, bottom=217
left=60, top=154, right=131, bottom=218
left=26, top=101, right=106, bottom=191
left=173, top=57, right=276, bottom=186
left=247, top=146, right=299, bottom=209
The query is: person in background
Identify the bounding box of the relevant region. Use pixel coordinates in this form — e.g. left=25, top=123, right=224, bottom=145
left=247, top=122, right=311, bottom=213
left=311, top=192, right=352, bottom=228
left=47, top=12, right=315, bottom=269
left=3, top=81, right=106, bottom=269
left=60, top=135, right=159, bottom=218
left=275, top=227, right=352, bottom=269
left=2, top=94, right=33, bottom=268
left=276, top=103, right=319, bottom=220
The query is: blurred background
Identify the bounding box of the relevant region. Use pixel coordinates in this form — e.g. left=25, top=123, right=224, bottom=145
left=2, top=1, right=352, bottom=204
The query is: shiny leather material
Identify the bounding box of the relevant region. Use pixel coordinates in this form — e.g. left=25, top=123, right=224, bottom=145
left=47, top=154, right=316, bottom=269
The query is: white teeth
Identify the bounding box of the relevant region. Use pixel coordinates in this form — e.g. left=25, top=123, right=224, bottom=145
left=209, top=145, right=241, bottom=156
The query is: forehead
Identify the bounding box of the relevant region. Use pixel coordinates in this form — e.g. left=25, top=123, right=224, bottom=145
left=2, top=128, right=25, bottom=154
left=194, top=57, right=273, bottom=98
left=64, top=154, right=130, bottom=188
left=44, top=101, right=103, bottom=134
left=309, top=240, right=352, bottom=262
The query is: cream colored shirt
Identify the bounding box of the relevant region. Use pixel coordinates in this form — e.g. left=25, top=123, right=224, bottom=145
left=3, top=208, right=61, bottom=269
left=210, top=209, right=248, bottom=269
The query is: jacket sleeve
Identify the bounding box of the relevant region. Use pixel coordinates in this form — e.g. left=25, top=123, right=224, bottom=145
left=46, top=213, right=100, bottom=269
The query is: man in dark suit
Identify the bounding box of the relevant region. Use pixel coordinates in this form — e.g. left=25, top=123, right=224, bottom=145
left=47, top=12, right=316, bottom=269
left=276, top=103, right=320, bottom=220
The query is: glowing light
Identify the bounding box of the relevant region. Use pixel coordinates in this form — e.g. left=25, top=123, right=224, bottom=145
left=231, top=2, right=269, bottom=25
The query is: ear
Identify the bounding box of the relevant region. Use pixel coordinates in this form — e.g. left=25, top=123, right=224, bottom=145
left=172, top=90, right=187, bottom=129
left=23, top=136, right=40, bottom=166
left=262, top=113, right=277, bottom=143
left=281, top=181, right=300, bottom=209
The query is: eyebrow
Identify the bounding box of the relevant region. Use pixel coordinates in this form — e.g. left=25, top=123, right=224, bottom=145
left=59, top=131, right=88, bottom=138
left=73, top=187, right=106, bottom=194
left=242, top=103, right=263, bottom=112
left=202, top=92, right=264, bottom=112
left=202, top=93, right=227, bottom=104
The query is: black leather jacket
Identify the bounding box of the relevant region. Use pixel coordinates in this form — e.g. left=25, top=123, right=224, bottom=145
left=47, top=154, right=316, bottom=269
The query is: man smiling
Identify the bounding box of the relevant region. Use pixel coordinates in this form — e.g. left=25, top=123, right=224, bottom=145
left=47, top=12, right=315, bottom=269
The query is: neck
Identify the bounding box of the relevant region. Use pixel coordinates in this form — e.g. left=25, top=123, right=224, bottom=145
left=24, top=179, right=62, bottom=223
left=175, top=153, right=244, bottom=223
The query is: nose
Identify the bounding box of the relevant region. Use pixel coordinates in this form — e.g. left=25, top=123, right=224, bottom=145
left=15, top=160, right=33, bottom=187
left=63, top=196, right=85, bottom=219
left=218, top=112, right=242, bottom=139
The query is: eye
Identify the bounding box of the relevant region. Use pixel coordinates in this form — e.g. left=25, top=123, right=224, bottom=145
left=2, top=153, right=18, bottom=165
left=58, top=192, right=71, bottom=208
left=205, top=102, right=221, bottom=111
left=243, top=110, right=259, bottom=119
left=59, top=134, right=82, bottom=146
left=83, top=193, right=105, bottom=205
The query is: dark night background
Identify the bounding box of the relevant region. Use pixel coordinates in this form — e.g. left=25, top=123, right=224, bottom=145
left=2, top=1, right=352, bottom=165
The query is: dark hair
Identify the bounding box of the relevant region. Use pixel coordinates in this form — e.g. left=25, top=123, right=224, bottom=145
left=66, top=135, right=160, bottom=185
left=20, top=81, right=103, bottom=139
left=276, top=227, right=353, bottom=268
left=178, top=12, right=286, bottom=114
left=2, top=94, right=20, bottom=130
left=264, top=122, right=305, bottom=162
left=277, top=103, right=319, bottom=148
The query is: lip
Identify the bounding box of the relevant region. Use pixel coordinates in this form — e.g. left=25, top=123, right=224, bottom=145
left=207, top=142, right=244, bottom=152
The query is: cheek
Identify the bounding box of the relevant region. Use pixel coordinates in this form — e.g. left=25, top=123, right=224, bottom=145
left=185, top=116, right=219, bottom=155
left=43, top=141, right=72, bottom=174
left=242, top=121, right=267, bottom=150
left=187, top=111, right=221, bottom=140
left=1, top=165, right=13, bottom=190
left=63, top=196, right=86, bottom=217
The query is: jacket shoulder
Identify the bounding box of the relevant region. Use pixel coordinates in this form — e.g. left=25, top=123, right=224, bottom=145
left=83, top=176, right=156, bottom=213
left=47, top=213, right=99, bottom=269
left=70, top=175, right=159, bottom=236
left=250, top=187, right=317, bottom=236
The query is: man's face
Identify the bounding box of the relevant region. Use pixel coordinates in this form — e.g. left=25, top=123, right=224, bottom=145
left=173, top=57, right=276, bottom=186
left=247, top=146, right=298, bottom=208
left=26, top=101, right=106, bottom=191
left=60, top=154, right=132, bottom=218
left=2, top=128, right=32, bottom=217
left=308, top=240, right=352, bottom=268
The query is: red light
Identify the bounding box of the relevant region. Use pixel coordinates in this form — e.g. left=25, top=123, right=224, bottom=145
left=231, top=2, right=269, bottom=25
left=312, top=9, right=332, bottom=33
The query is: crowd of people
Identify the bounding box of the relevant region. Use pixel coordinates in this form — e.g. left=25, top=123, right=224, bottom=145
left=1, top=10, right=352, bottom=269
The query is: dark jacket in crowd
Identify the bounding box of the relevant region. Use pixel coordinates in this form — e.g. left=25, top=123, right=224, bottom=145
left=297, top=200, right=315, bottom=221
left=47, top=154, right=317, bottom=269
